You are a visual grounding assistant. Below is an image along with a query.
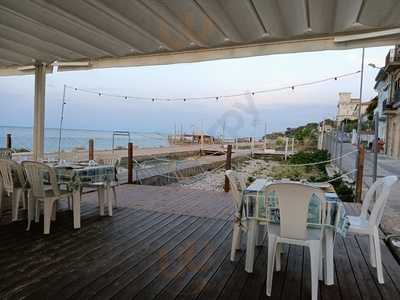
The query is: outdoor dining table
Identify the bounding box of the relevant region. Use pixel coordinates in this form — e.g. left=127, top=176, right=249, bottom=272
left=53, top=163, right=115, bottom=229
left=242, top=178, right=349, bottom=286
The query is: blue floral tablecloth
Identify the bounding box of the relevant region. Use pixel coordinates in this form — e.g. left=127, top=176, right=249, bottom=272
left=54, top=165, right=115, bottom=189
left=242, top=179, right=350, bottom=236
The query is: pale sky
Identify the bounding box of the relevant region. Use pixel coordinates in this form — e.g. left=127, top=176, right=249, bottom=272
left=0, top=45, right=392, bottom=138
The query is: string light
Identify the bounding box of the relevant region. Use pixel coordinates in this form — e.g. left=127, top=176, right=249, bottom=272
left=65, top=70, right=360, bottom=103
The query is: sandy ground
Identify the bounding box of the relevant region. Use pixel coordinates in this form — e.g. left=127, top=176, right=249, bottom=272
left=172, top=158, right=280, bottom=192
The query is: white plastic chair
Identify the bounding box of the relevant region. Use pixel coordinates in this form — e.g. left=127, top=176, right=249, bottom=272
left=225, top=170, right=247, bottom=261
left=0, top=148, right=12, bottom=160
left=265, top=182, right=325, bottom=300
left=80, top=159, right=119, bottom=216
left=348, top=175, right=398, bottom=284
left=22, top=161, right=72, bottom=234
left=0, top=159, right=27, bottom=221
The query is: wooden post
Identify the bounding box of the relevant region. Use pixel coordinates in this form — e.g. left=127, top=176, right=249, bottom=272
left=200, top=134, right=204, bottom=154
left=128, top=142, right=133, bottom=184
left=6, top=134, right=11, bottom=149
left=224, top=144, right=232, bottom=193
left=88, top=139, right=94, bottom=161
left=250, top=137, right=255, bottom=157
left=284, top=137, right=289, bottom=160
left=355, top=144, right=365, bottom=203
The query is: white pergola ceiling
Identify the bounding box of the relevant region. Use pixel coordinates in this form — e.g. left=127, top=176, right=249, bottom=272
left=0, top=0, right=400, bottom=75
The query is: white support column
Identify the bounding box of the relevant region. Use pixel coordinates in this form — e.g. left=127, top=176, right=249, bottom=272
left=33, top=63, right=46, bottom=161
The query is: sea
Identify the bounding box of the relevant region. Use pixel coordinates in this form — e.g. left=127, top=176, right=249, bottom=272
left=0, top=126, right=170, bottom=152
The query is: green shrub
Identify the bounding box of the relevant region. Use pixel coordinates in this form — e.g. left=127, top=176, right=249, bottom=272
left=288, top=149, right=330, bottom=172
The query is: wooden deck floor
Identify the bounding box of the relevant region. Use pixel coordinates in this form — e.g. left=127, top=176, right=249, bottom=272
left=0, top=185, right=399, bottom=299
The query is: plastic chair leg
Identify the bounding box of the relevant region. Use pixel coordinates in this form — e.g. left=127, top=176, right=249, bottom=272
left=112, top=186, right=117, bottom=208
left=51, top=200, right=57, bottom=221
left=107, top=187, right=113, bottom=217
left=309, top=241, right=321, bottom=300
left=231, top=223, right=241, bottom=261
left=43, top=200, right=54, bottom=234
left=276, top=243, right=282, bottom=271
left=373, top=228, right=384, bottom=283
left=369, top=234, right=377, bottom=268
left=26, top=192, right=34, bottom=231
left=266, top=235, right=277, bottom=296
left=11, top=189, right=22, bottom=221
left=98, top=188, right=105, bottom=216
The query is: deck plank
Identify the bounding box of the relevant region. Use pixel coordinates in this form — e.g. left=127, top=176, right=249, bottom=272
left=0, top=186, right=398, bottom=300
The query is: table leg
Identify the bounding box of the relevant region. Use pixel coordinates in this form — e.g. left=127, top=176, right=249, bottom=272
left=324, top=229, right=334, bottom=285
left=107, top=185, right=112, bottom=217
left=257, top=223, right=265, bottom=246
left=73, top=190, right=81, bottom=229
left=245, top=219, right=257, bottom=273
left=99, top=188, right=105, bottom=216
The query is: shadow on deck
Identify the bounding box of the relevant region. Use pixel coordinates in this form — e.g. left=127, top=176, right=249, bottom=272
left=0, top=184, right=399, bottom=299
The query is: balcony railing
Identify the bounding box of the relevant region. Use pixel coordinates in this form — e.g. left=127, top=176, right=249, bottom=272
left=385, top=46, right=400, bottom=65
left=393, top=89, right=400, bottom=109
left=383, top=99, right=397, bottom=112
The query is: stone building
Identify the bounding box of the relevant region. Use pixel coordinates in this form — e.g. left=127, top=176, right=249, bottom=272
left=374, top=45, right=400, bottom=158
left=336, top=92, right=369, bottom=123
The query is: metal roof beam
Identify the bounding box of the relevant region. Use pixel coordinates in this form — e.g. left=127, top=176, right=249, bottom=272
left=140, top=0, right=206, bottom=47
left=0, top=4, right=112, bottom=58
left=195, top=0, right=243, bottom=42
left=0, top=36, right=59, bottom=62
left=85, top=0, right=173, bottom=51
left=0, top=47, right=35, bottom=65
left=31, top=0, right=143, bottom=54
left=0, top=23, right=86, bottom=60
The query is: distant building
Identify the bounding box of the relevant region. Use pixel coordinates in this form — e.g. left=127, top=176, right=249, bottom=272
left=318, top=119, right=335, bottom=150
left=374, top=45, right=400, bottom=158
left=336, top=92, right=370, bottom=123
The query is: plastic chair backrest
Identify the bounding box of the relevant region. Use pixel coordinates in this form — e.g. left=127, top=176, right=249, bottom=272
left=361, top=176, right=398, bottom=227
left=22, top=161, right=61, bottom=199
left=0, top=149, right=12, bottom=160
left=225, top=170, right=247, bottom=213
left=264, top=182, right=325, bottom=240
left=0, top=159, right=15, bottom=192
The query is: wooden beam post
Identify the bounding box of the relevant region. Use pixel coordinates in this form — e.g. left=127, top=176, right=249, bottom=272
left=224, top=144, right=232, bottom=193
left=128, top=142, right=133, bottom=184
left=200, top=134, right=204, bottom=155
left=6, top=134, right=11, bottom=149
left=355, top=144, right=365, bottom=203
left=284, top=137, right=289, bottom=160
left=88, top=139, right=94, bottom=161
